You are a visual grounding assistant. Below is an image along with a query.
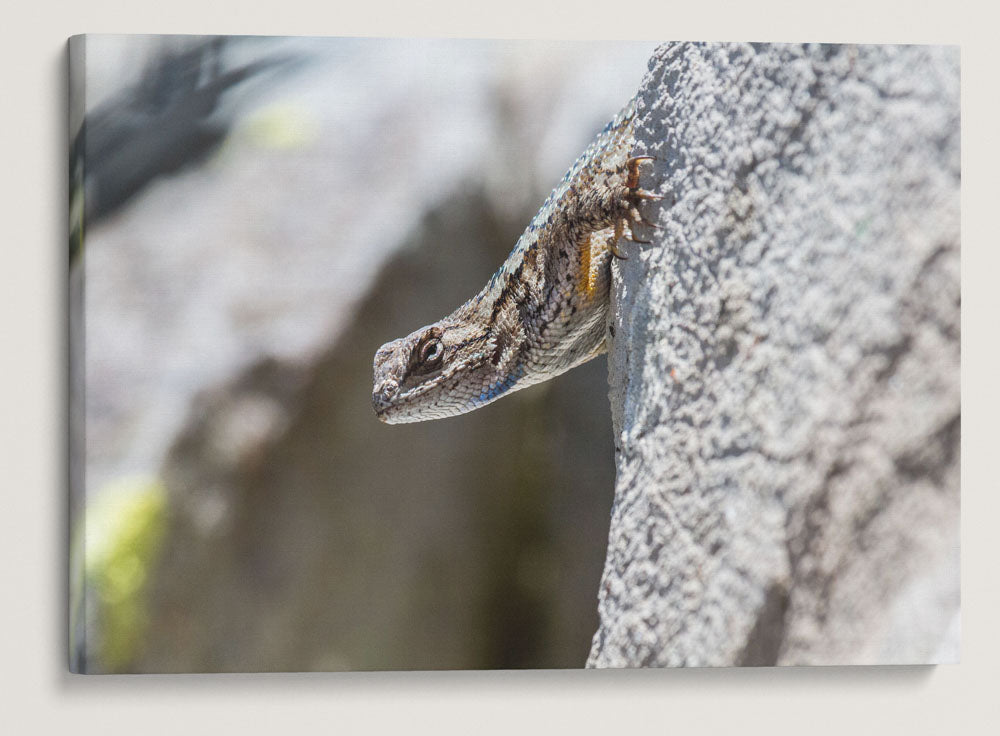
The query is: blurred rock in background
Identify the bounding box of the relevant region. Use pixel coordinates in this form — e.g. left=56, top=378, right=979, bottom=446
left=72, top=36, right=655, bottom=672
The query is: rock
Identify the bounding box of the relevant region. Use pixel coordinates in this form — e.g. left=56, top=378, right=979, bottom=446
left=590, top=43, right=960, bottom=667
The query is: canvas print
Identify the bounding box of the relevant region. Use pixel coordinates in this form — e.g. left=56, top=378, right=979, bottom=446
left=69, top=36, right=960, bottom=673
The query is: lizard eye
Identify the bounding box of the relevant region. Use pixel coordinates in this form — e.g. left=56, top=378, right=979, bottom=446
left=416, top=336, right=444, bottom=371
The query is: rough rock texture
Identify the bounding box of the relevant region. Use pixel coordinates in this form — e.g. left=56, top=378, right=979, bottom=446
left=589, top=43, right=960, bottom=667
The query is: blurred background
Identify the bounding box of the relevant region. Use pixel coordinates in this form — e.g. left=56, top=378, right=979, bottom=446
left=69, top=35, right=657, bottom=673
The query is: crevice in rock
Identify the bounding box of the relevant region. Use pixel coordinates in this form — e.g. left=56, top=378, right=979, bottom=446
left=738, top=581, right=791, bottom=666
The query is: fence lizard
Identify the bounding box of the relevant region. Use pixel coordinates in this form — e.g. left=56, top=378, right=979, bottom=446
left=373, top=96, right=659, bottom=423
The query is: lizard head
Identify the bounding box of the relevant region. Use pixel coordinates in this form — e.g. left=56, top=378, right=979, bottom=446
left=372, top=317, right=496, bottom=424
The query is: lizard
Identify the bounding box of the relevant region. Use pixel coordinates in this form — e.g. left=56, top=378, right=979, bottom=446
left=372, top=95, right=660, bottom=424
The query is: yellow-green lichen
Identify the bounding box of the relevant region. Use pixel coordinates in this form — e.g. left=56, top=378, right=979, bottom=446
left=83, top=477, right=167, bottom=672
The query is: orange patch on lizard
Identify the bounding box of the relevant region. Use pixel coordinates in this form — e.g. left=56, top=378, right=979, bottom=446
left=576, top=234, right=595, bottom=299
left=576, top=232, right=611, bottom=299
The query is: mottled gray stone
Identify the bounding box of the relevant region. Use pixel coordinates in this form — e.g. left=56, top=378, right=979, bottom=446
left=590, top=43, right=959, bottom=667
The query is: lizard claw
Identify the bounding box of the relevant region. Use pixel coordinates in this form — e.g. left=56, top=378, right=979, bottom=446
left=609, top=242, right=629, bottom=260
left=625, top=156, right=663, bottom=204
left=611, top=158, right=662, bottom=257
left=629, top=206, right=662, bottom=229
left=625, top=156, right=655, bottom=189
left=610, top=219, right=629, bottom=259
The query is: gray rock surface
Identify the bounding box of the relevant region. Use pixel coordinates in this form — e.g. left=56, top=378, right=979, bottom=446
left=590, top=43, right=960, bottom=667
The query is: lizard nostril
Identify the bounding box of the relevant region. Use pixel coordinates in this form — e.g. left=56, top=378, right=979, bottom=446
left=374, top=380, right=399, bottom=407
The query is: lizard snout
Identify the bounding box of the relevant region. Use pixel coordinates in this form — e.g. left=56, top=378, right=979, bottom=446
left=372, top=378, right=400, bottom=418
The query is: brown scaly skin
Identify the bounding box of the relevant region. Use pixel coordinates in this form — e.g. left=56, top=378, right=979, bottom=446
left=373, top=97, right=660, bottom=424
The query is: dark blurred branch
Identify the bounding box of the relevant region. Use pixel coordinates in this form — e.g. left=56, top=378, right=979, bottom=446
left=70, top=37, right=300, bottom=265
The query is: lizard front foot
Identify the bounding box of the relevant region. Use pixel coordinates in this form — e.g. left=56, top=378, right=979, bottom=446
left=610, top=156, right=663, bottom=259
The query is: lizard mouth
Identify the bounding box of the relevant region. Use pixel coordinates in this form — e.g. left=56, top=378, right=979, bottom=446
left=373, top=351, right=490, bottom=423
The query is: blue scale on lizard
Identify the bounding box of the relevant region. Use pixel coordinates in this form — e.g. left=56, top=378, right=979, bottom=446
left=474, top=364, right=526, bottom=405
